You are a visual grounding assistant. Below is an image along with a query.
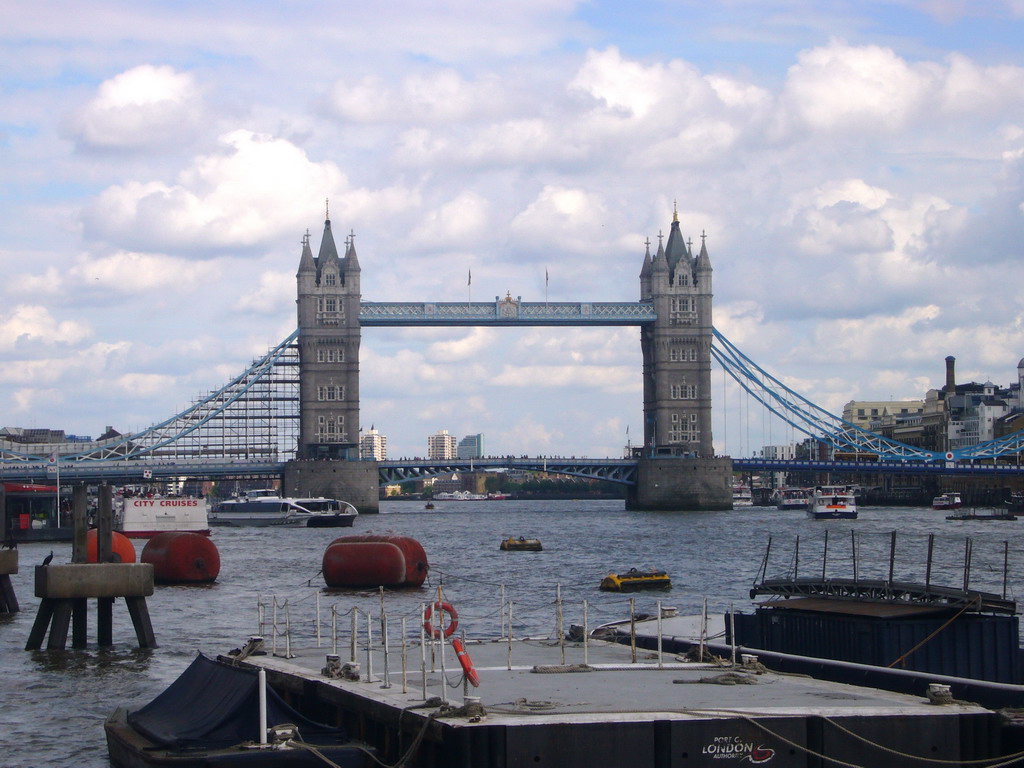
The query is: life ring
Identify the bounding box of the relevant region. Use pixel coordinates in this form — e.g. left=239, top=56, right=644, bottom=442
left=423, top=601, right=459, bottom=639
left=451, top=637, right=480, bottom=687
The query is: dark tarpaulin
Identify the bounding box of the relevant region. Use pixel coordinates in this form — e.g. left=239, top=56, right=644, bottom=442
left=127, top=653, right=348, bottom=751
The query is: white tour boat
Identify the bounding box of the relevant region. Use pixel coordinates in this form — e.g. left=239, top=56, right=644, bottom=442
left=807, top=486, right=858, bottom=520
left=209, top=493, right=358, bottom=527
left=116, top=496, right=210, bottom=538
left=775, top=487, right=811, bottom=511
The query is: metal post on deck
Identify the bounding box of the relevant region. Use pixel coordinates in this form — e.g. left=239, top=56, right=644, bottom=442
left=271, top=597, right=278, bottom=656
left=381, top=612, right=391, bottom=689
left=258, top=668, right=268, bottom=745
left=461, top=628, right=469, bottom=700
left=332, top=606, right=337, bottom=656
left=729, top=604, right=736, bottom=666
left=315, top=590, right=321, bottom=648
left=556, top=583, right=565, bottom=665
left=438, top=611, right=448, bottom=705
left=401, top=617, right=408, bottom=694
left=420, top=605, right=427, bottom=700
left=351, top=607, right=358, bottom=663
left=284, top=600, right=292, bottom=659
left=700, top=597, right=708, bottom=663
left=365, top=612, right=374, bottom=683
left=926, top=533, right=934, bottom=589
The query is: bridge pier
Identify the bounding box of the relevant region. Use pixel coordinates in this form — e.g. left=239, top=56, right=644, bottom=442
left=626, top=456, right=733, bottom=511
left=284, top=459, right=380, bottom=514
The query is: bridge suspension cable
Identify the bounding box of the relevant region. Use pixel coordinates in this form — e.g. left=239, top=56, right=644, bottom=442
left=711, top=328, right=941, bottom=462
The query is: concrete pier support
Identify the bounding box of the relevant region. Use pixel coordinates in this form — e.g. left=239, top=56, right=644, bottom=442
left=25, top=482, right=157, bottom=650
left=626, top=456, right=733, bottom=511
left=284, top=459, right=380, bottom=514
left=0, top=548, right=18, bottom=613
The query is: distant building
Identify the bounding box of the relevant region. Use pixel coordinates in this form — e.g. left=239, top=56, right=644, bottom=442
left=360, top=427, right=387, bottom=460
left=428, top=429, right=457, bottom=460
left=842, top=400, right=924, bottom=430
left=458, top=434, right=484, bottom=459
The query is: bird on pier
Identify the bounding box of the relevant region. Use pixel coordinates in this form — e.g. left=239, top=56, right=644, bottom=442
left=42, top=551, right=54, bottom=566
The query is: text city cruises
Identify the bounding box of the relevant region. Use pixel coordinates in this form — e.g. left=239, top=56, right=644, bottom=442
left=209, top=492, right=358, bottom=528
left=116, top=496, right=211, bottom=538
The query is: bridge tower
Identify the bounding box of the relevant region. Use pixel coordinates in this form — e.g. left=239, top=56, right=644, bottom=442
left=288, top=212, right=379, bottom=512
left=295, top=213, right=361, bottom=459
left=640, top=206, right=714, bottom=457
left=631, top=207, right=731, bottom=509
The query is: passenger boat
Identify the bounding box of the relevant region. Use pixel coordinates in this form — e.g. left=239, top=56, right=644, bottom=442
left=1005, top=491, right=1024, bottom=514
left=807, top=486, right=857, bottom=520
left=210, top=494, right=357, bottom=528
left=731, top=485, right=753, bottom=507
left=599, top=568, right=671, bottom=592
left=433, top=491, right=487, bottom=500
left=775, top=487, right=811, bottom=511
left=499, top=536, right=543, bottom=551
left=105, top=653, right=374, bottom=767
left=932, top=492, right=962, bottom=511
left=116, top=497, right=210, bottom=538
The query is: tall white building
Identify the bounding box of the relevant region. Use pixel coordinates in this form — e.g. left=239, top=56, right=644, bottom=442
left=428, top=429, right=457, bottom=460
left=359, top=427, right=387, bottom=460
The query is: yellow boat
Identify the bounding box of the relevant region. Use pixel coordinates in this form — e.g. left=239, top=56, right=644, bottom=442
left=500, top=536, right=543, bottom=551
left=599, top=568, right=671, bottom=592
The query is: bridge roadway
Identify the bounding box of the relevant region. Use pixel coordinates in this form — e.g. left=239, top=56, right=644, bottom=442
left=2, top=456, right=1024, bottom=487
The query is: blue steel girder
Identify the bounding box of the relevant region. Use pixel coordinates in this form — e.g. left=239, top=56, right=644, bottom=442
left=360, top=301, right=656, bottom=326
left=378, top=458, right=638, bottom=486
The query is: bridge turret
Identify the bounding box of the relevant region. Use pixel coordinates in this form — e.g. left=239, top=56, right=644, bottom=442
left=639, top=238, right=653, bottom=299
left=640, top=207, right=714, bottom=459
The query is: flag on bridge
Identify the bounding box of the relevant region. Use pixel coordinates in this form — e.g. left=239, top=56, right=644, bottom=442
left=468, top=268, right=472, bottom=286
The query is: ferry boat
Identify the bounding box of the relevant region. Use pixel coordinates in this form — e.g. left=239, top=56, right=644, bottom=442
left=210, top=494, right=358, bottom=528
left=433, top=491, right=487, bottom=500
left=775, top=487, right=811, bottom=510
left=807, top=485, right=857, bottom=520
left=932, top=492, right=962, bottom=511
left=599, top=568, right=671, bottom=591
left=116, top=497, right=210, bottom=538
left=731, top=485, right=753, bottom=507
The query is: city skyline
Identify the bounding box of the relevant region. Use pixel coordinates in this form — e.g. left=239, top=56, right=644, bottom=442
left=2, top=2, right=1024, bottom=459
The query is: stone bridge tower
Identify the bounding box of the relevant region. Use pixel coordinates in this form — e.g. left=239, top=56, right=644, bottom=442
left=631, top=206, right=731, bottom=510
left=287, top=212, right=378, bottom=512
left=295, top=213, right=362, bottom=459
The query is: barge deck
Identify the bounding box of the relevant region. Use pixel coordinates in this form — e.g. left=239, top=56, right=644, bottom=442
left=225, top=632, right=1008, bottom=767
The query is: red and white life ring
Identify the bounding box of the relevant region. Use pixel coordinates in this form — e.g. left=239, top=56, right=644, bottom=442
left=451, top=636, right=480, bottom=687
left=423, top=601, right=459, bottom=639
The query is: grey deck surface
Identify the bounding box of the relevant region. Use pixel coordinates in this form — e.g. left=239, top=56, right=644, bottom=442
left=242, top=631, right=985, bottom=727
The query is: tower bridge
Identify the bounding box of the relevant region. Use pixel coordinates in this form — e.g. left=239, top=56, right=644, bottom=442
left=4, top=207, right=1024, bottom=511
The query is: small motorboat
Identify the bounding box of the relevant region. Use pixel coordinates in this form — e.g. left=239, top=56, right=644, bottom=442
left=499, top=536, right=543, bottom=551
left=105, top=653, right=374, bottom=767
left=932, top=492, right=962, bottom=511
left=424, top=502, right=435, bottom=510
left=599, top=568, right=671, bottom=592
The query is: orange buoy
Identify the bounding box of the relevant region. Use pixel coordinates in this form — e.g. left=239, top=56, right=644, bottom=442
left=423, top=601, right=459, bottom=639
left=141, top=532, right=220, bottom=584
left=329, top=535, right=429, bottom=587
left=451, top=637, right=480, bottom=687
left=323, top=541, right=407, bottom=588
left=86, top=529, right=136, bottom=563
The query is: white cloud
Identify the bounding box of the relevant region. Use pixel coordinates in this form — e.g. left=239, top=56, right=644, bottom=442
left=0, top=305, right=92, bottom=351
left=64, top=64, right=204, bottom=150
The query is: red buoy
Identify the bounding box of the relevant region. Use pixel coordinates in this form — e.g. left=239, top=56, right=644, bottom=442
left=329, top=535, right=429, bottom=587
left=86, top=529, right=137, bottom=563
left=323, top=541, right=407, bottom=588
left=141, top=532, right=221, bottom=584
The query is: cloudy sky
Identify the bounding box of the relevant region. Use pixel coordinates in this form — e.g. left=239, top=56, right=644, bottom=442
left=3, top=0, right=1024, bottom=460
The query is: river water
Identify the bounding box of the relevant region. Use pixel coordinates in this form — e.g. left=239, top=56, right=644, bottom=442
left=2, top=499, right=1022, bottom=767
